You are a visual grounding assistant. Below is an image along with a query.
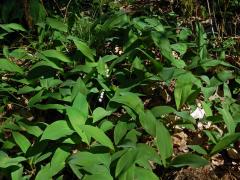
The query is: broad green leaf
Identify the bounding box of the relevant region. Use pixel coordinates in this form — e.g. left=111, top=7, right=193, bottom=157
left=81, top=125, right=114, bottom=150
left=0, top=58, right=23, bottom=74
left=93, top=107, right=112, bottom=123
left=46, top=17, right=68, bottom=32
left=151, top=106, right=176, bottom=117
left=102, top=13, right=129, bottom=30
left=41, top=120, right=74, bottom=140
left=218, top=108, right=236, bottom=134
left=9, top=48, right=30, bottom=59
left=97, top=58, right=107, bottom=76
left=174, top=73, right=193, bottom=109
left=135, top=48, right=163, bottom=73
left=72, top=38, right=95, bottom=61
left=111, top=92, right=144, bottom=114
left=83, top=174, right=113, bottom=180
left=145, top=18, right=164, bottom=32
left=12, top=132, right=31, bottom=153
left=151, top=32, right=186, bottom=68
left=30, top=0, right=46, bottom=23
left=114, top=121, right=128, bottom=145
left=36, top=147, right=70, bottom=180
left=188, top=145, right=207, bottom=155
left=18, top=122, right=43, bottom=137
left=171, top=43, right=187, bottom=55
left=156, top=122, right=173, bottom=167
left=217, top=70, right=234, bottom=82
left=69, top=151, right=111, bottom=168
left=196, top=23, right=207, bottom=61
left=33, top=104, right=66, bottom=110
left=100, top=120, right=114, bottom=132
left=41, top=50, right=71, bottom=63
left=66, top=107, right=89, bottom=144
left=0, top=151, right=26, bottom=168
left=68, top=152, right=111, bottom=177
left=136, top=144, right=162, bottom=168
left=0, top=23, right=26, bottom=32
left=200, top=59, right=233, bottom=70
left=202, top=102, right=213, bottom=117
left=170, top=154, right=209, bottom=168
left=134, top=167, right=158, bottom=180
left=115, top=149, right=138, bottom=177
left=28, top=90, right=44, bottom=107
left=11, top=166, right=23, bottom=180
left=72, top=92, right=88, bottom=119
left=72, top=78, right=88, bottom=97
left=139, top=110, right=156, bottom=136
left=210, top=133, right=240, bottom=155
left=18, top=86, right=37, bottom=94
left=29, top=60, right=63, bottom=71
left=178, top=28, right=192, bottom=40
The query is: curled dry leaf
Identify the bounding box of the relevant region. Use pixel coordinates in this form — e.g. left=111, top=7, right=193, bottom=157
left=172, top=132, right=189, bottom=153
left=211, top=153, right=224, bottom=166
left=227, top=148, right=240, bottom=160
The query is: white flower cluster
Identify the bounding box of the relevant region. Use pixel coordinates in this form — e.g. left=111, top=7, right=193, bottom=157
left=98, top=91, right=105, bottom=102
left=105, top=65, right=110, bottom=78
left=190, top=103, right=205, bottom=120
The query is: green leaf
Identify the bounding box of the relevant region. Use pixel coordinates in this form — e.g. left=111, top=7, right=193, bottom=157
left=111, top=92, right=144, bottom=114
left=93, top=107, right=112, bottom=123
left=188, top=145, right=207, bottom=155
left=218, top=108, right=236, bottom=134
left=139, top=110, right=156, bottom=136
left=115, top=149, right=138, bottom=177
left=171, top=43, right=187, bottom=55
left=36, top=147, right=70, bottom=180
left=28, top=90, right=44, bottom=107
left=46, top=17, right=68, bottom=32
left=83, top=174, right=113, bottom=180
left=156, top=122, right=173, bottom=167
left=12, top=132, right=31, bottom=153
left=174, top=73, right=193, bottom=109
left=136, top=144, right=162, bottom=168
left=72, top=38, right=95, bottom=61
left=0, top=58, right=23, bottom=74
left=102, top=13, right=129, bottom=30
left=151, top=106, right=176, bottom=117
left=0, top=23, right=26, bottom=32
left=41, top=50, right=71, bottom=63
left=30, top=60, right=63, bottom=71
left=81, top=125, right=114, bottom=150
left=66, top=107, right=89, bottom=144
left=41, top=120, right=74, bottom=140
left=202, top=102, right=213, bottom=117
left=210, top=133, right=240, bottom=155
left=11, top=166, right=23, bottom=180
left=178, top=28, right=192, bottom=40
left=33, top=104, right=66, bottom=110
left=18, top=122, right=43, bottom=137
left=0, top=151, right=26, bottom=168
left=114, top=121, right=128, bottom=145
left=151, top=32, right=186, bottom=68
left=170, top=154, right=209, bottom=168
left=72, top=92, right=88, bottom=119
left=134, top=167, right=158, bottom=180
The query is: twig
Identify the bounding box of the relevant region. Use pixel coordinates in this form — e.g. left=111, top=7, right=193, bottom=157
left=52, top=0, right=65, bottom=17
left=212, top=1, right=219, bottom=37
left=206, top=0, right=215, bottom=38
left=64, top=0, right=72, bottom=22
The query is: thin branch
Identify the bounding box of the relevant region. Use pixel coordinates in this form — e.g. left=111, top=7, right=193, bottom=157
left=206, top=0, right=215, bottom=38
left=64, top=0, right=73, bottom=22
